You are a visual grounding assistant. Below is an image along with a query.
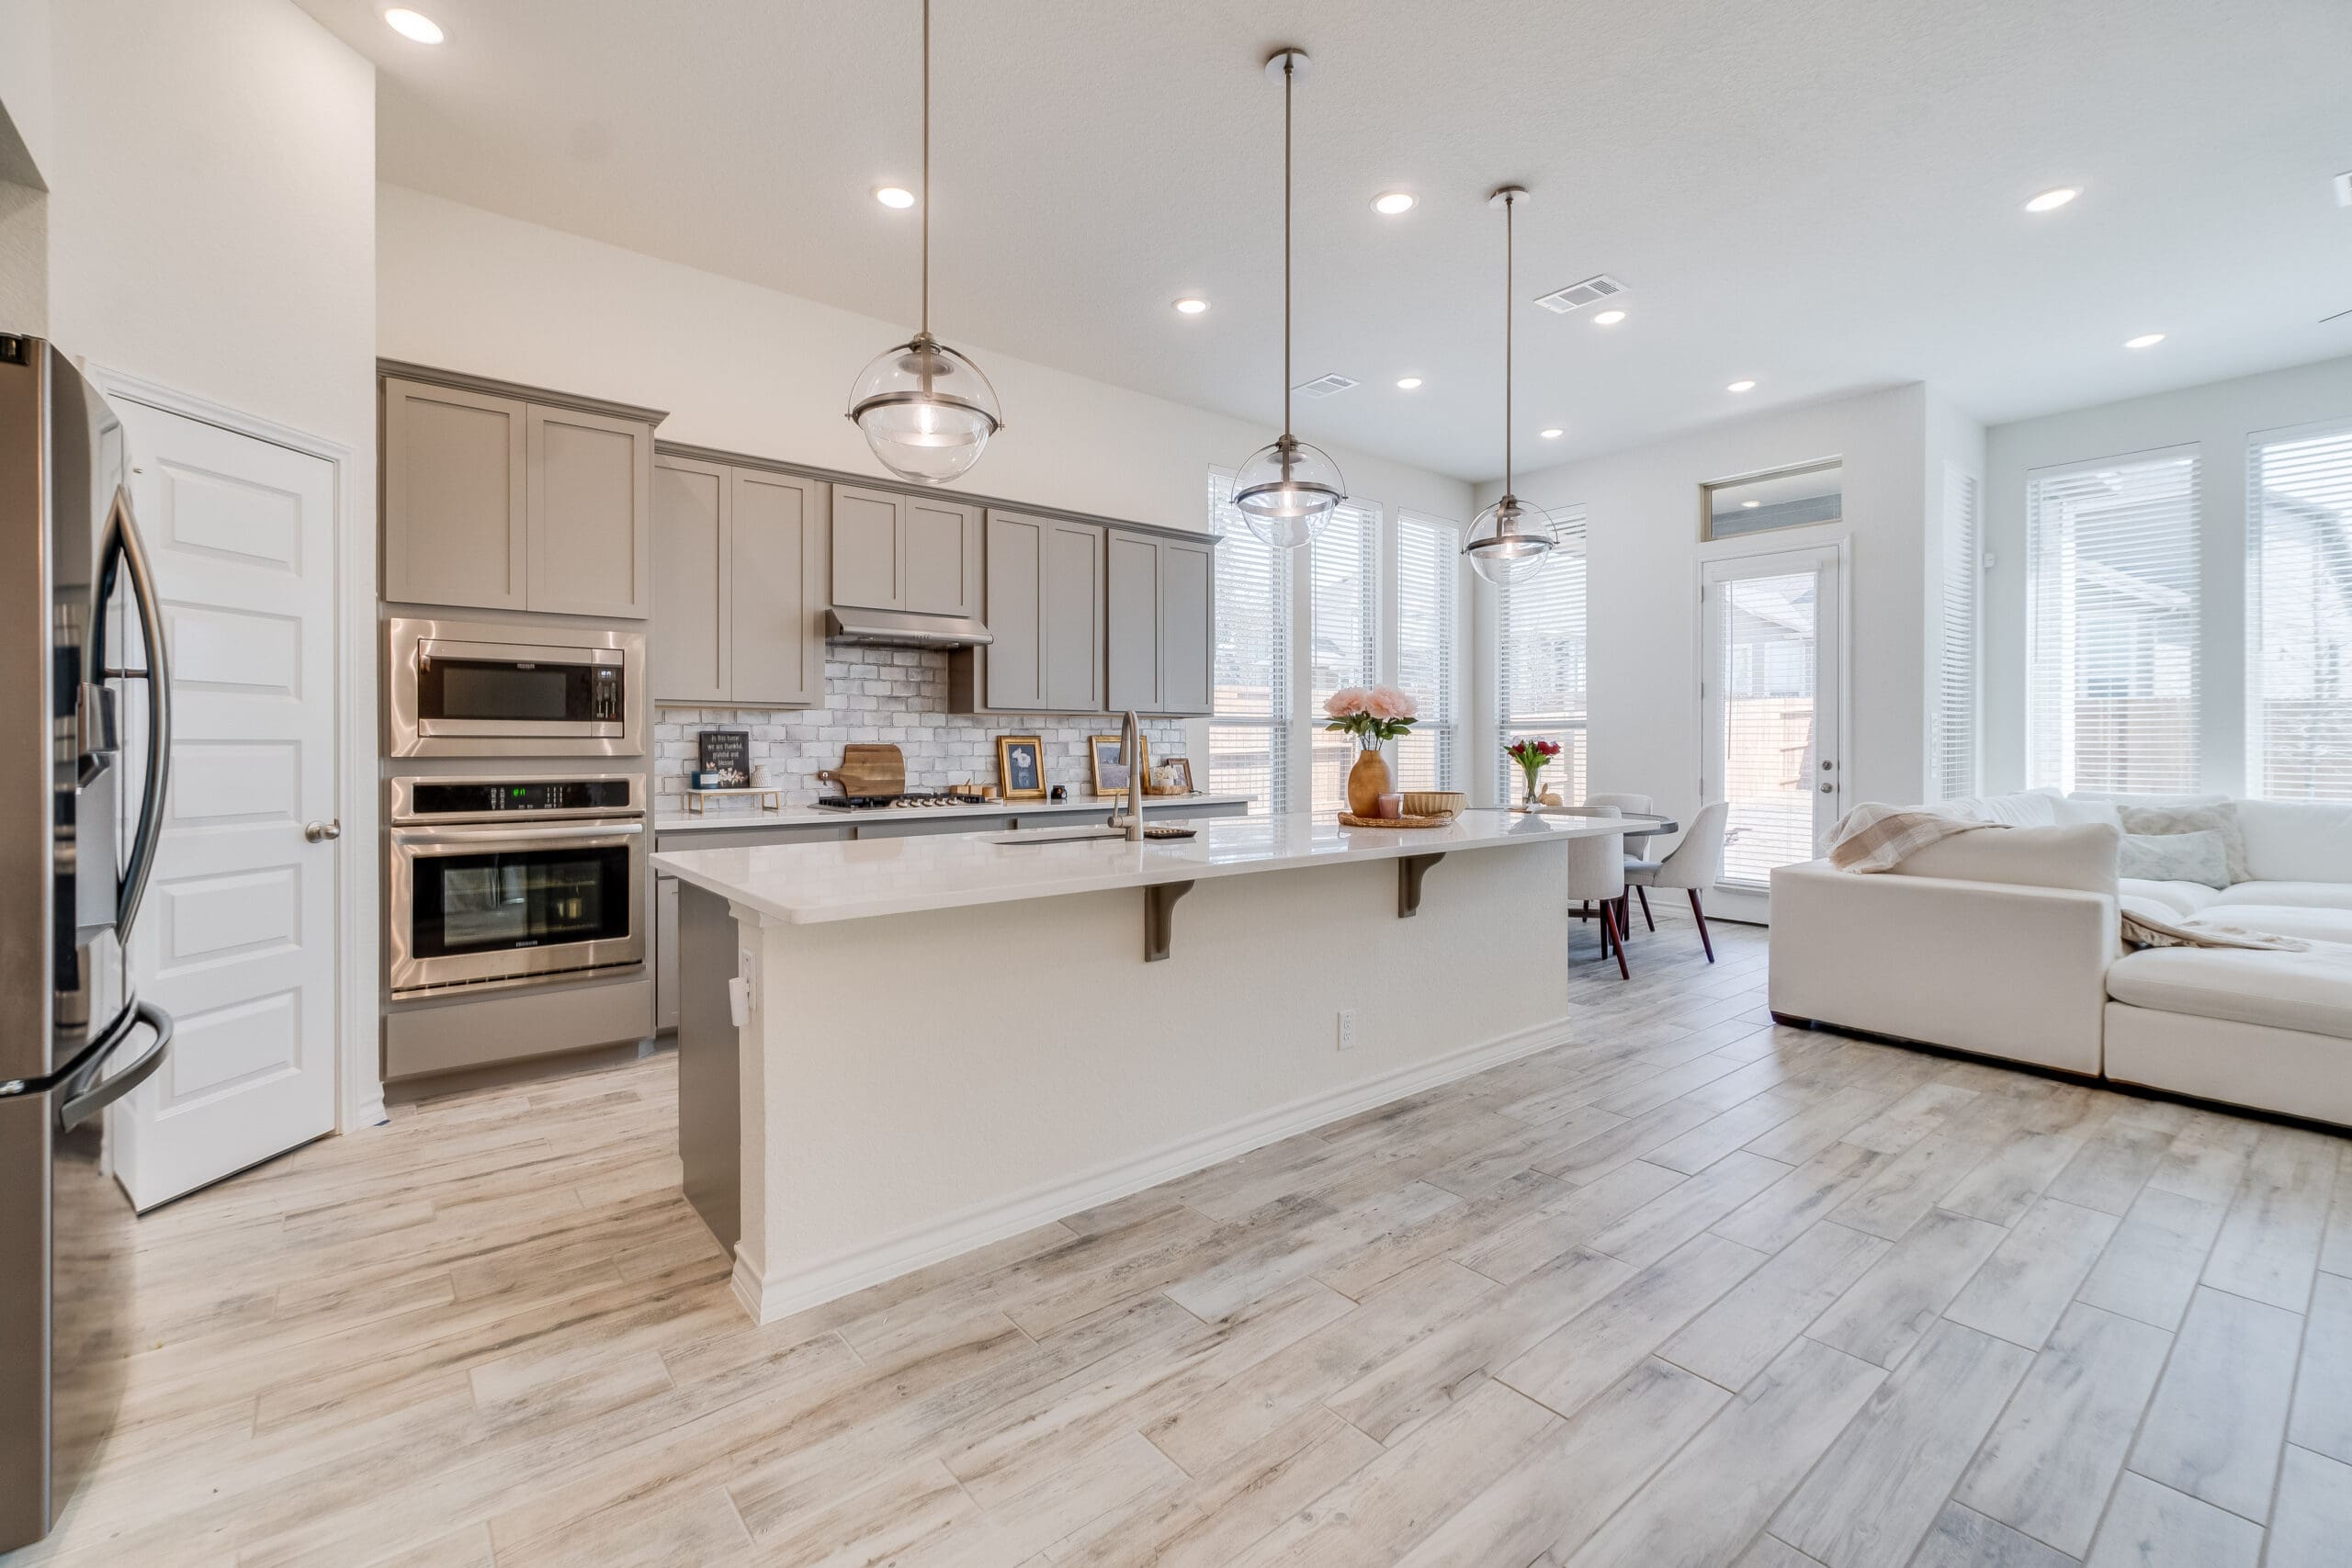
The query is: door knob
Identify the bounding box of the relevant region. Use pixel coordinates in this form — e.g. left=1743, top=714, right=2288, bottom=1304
left=304, top=819, right=342, bottom=843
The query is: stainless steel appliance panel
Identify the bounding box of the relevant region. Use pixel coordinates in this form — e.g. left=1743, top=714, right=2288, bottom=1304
left=386, top=615, right=646, bottom=759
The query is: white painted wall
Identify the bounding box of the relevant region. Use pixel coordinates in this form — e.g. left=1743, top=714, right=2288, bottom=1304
left=0, top=0, right=52, bottom=183
left=0, top=179, right=42, bottom=335
left=1470, top=385, right=1945, bottom=840
left=378, top=185, right=1476, bottom=537
left=1983, top=354, right=2352, bottom=795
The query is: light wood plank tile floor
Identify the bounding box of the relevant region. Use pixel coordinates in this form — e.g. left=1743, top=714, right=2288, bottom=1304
left=9, top=915, right=2350, bottom=1568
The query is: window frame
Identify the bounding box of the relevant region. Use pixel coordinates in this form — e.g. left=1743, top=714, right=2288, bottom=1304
left=2245, top=417, right=2352, bottom=801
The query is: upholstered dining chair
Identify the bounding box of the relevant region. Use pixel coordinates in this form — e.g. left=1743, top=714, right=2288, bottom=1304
left=1626, top=801, right=1729, bottom=962
left=1586, top=793, right=1657, bottom=930
left=1559, top=805, right=1630, bottom=979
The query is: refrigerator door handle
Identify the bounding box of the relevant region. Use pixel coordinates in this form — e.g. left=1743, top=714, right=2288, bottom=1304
left=58, top=999, right=172, bottom=1132
left=101, top=484, right=172, bottom=942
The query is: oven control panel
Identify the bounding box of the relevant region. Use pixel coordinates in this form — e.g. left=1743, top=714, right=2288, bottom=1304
left=391, top=774, right=642, bottom=823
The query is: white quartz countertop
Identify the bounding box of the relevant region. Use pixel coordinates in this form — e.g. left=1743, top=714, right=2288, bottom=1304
left=654, top=791, right=1255, bottom=834
left=652, top=808, right=1618, bottom=925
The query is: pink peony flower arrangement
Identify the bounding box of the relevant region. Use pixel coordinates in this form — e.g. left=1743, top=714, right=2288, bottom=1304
left=1323, top=685, right=1420, bottom=748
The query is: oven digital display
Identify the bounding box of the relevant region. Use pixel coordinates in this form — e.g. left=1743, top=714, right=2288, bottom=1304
left=409, top=779, right=636, bottom=815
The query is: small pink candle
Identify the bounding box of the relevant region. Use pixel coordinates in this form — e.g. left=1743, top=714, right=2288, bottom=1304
left=1375, top=792, right=1404, bottom=819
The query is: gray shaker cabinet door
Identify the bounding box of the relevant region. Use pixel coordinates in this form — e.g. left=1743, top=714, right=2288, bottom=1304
left=651, top=455, right=730, bottom=704
left=1105, top=530, right=1162, bottom=714
left=831, top=484, right=902, bottom=610
left=903, top=497, right=982, bottom=617
left=729, top=468, right=826, bottom=706
left=381, top=378, right=527, bottom=612
left=1157, top=537, right=1215, bottom=716
left=526, top=403, right=653, bottom=619
left=982, top=511, right=1045, bottom=710
left=1041, top=519, right=1107, bottom=712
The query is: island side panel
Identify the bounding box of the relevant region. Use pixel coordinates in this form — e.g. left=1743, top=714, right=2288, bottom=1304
left=737, top=838, right=1569, bottom=1321
left=675, top=883, right=743, bottom=1252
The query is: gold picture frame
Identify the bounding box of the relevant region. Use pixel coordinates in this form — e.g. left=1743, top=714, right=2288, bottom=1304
left=995, top=734, right=1047, bottom=799
left=1089, top=733, right=1148, bottom=796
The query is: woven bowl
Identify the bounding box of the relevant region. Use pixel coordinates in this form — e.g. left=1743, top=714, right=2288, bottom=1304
left=1402, top=791, right=1466, bottom=819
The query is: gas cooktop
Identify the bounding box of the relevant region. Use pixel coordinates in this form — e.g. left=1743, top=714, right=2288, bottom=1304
left=813, top=789, right=991, bottom=811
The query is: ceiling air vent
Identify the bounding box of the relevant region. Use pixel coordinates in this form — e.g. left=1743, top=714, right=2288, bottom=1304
left=1532, top=274, right=1627, bottom=314
left=1293, top=373, right=1358, bottom=399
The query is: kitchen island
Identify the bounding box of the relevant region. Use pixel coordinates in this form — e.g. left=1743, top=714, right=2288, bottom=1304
left=653, top=809, right=1619, bottom=1323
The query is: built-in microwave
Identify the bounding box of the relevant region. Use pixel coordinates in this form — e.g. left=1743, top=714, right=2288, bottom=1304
left=387, top=615, right=646, bottom=758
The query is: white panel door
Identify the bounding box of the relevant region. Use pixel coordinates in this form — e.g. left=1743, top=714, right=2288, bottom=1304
left=1701, top=545, right=1844, bottom=919
left=110, top=401, right=339, bottom=1209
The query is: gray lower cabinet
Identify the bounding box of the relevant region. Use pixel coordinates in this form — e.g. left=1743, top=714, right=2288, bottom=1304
left=1106, top=529, right=1215, bottom=716
left=380, top=367, right=662, bottom=619
left=831, top=484, right=981, bottom=617
left=652, top=452, right=828, bottom=705
left=953, top=511, right=1105, bottom=714
left=655, top=874, right=681, bottom=1032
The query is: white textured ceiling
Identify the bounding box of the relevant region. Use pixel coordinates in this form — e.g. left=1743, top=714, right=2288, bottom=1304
left=295, top=0, right=2352, bottom=481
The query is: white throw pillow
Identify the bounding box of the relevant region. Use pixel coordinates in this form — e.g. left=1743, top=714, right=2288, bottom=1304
left=2118, top=801, right=2251, bottom=883
left=2053, top=795, right=2124, bottom=829
left=2118, top=829, right=2231, bottom=889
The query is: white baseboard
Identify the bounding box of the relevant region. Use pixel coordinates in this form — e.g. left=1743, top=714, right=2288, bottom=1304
left=731, top=1012, right=1573, bottom=1325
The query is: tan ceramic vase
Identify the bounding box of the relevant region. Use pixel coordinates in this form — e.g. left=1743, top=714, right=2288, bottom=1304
left=1346, top=748, right=1393, bottom=816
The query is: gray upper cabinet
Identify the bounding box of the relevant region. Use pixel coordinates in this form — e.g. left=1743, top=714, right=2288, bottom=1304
left=652, top=450, right=827, bottom=707
left=1105, top=528, right=1215, bottom=717
left=955, top=511, right=1104, bottom=714
left=381, top=378, right=527, bottom=612
left=380, top=366, right=662, bottom=619
left=831, top=484, right=980, bottom=615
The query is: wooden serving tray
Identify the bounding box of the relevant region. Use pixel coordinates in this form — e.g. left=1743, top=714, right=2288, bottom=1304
left=818, top=742, right=906, bottom=799
left=1336, top=812, right=1459, bottom=829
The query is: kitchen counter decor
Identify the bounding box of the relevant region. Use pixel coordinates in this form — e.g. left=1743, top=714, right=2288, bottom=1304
left=1323, top=685, right=1420, bottom=818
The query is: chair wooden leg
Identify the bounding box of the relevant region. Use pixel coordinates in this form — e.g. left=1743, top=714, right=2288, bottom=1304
left=1600, top=902, right=1630, bottom=979
left=1635, top=886, right=1654, bottom=931
left=1688, top=888, right=1714, bottom=963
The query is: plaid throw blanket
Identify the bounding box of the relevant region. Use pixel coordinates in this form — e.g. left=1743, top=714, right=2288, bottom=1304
left=2119, top=904, right=2311, bottom=953
left=1826, top=803, right=2004, bottom=873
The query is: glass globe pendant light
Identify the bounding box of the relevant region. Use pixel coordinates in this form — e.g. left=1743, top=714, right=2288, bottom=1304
left=846, top=0, right=1002, bottom=484
left=1464, top=186, right=1557, bottom=585
left=1231, top=49, right=1345, bottom=549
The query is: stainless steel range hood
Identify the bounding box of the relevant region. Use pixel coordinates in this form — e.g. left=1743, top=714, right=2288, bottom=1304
left=824, top=607, right=994, bottom=649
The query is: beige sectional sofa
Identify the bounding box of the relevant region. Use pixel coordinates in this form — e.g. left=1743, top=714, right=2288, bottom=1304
left=1770, top=790, right=2352, bottom=1128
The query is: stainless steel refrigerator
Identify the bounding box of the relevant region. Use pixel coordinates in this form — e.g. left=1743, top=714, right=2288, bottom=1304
left=0, top=336, right=174, bottom=1551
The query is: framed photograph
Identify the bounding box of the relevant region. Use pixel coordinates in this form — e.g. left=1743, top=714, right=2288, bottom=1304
left=1090, top=733, right=1148, bottom=796
left=996, top=734, right=1046, bottom=799
left=1148, top=757, right=1193, bottom=796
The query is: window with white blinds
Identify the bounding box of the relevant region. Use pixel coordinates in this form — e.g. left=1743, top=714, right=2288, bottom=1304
left=1308, top=499, right=1380, bottom=814
left=1497, top=507, right=1589, bottom=804
left=2026, top=449, right=2201, bottom=794
left=2248, top=423, right=2352, bottom=800
left=1932, top=466, right=1981, bottom=800
left=1207, top=470, right=1292, bottom=811
left=1395, top=512, right=1460, bottom=790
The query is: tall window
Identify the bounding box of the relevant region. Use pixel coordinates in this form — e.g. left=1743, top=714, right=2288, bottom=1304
left=1208, top=471, right=1291, bottom=810
left=2248, top=423, right=2352, bottom=799
left=1395, top=512, right=1461, bottom=789
left=2027, top=450, right=2201, bottom=794
left=1497, top=506, right=1589, bottom=803
left=1307, top=500, right=1379, bottom=814
left=1932, top=465, right=1981, bottom=799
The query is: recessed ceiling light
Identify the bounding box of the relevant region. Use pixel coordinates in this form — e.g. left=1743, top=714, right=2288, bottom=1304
left=1742, top=500, right=1761, bottom=508
left=1372, top=193, right=1416, bottom=216
left=873, top=186, right=916, bottom=209
left=2024, top=187, right=2079, bottom=213
left=1592, top=310, right=1627, bottom=326
left=1172, top=297, right=1209, bottom=315
left=1396, top=377, right=1422, bottom=390
left=2124, top=333, right=2165, bottom=349
left=1726, top=379, right=1757, bottom=393
left=1539, top=427, right=1564, bottom=439
left=383, top=7, right=445, bottom=42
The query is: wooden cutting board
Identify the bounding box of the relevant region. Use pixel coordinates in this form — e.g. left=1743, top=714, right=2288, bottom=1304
left=821, top=742, right=906, bottom=799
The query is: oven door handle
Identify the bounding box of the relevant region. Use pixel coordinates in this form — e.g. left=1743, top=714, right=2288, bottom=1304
left=390, top=821, right=644, bottom=849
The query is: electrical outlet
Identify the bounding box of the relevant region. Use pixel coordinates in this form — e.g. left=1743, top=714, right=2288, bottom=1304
left=738, top=950, right=755, bottom=1013
left=1336, top=1010, right=1356, bottom=1051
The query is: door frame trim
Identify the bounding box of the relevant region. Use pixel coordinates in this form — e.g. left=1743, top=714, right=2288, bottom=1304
left=91, top=365, right=384, bottom=1135
left=1694, top=533, right=1852, bottom=923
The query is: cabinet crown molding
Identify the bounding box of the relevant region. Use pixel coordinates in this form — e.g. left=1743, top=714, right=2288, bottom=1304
left=379, top=359, right=670, bottom=428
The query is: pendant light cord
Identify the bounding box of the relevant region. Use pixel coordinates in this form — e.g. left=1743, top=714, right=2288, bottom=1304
left=1282, top=53, right=1294, bottom=440
left=1503, top=191, right=1514, bottom=499
left=920, top=0, right=931, bottom=339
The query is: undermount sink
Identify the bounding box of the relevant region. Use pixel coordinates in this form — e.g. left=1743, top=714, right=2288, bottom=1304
left=989, top=828, right=1130, bottom=846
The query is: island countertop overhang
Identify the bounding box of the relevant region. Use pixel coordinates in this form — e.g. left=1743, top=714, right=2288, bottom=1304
left=651, top=808, right=1619, bottom=926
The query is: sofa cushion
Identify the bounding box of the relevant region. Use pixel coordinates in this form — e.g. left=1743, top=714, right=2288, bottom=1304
left=2119, top=829, right=2231, bottom=888
left=2117, top=801, right=2251, bottom=883
left=2054, top=795, right=2125, bottom=829
left=2184, top=905, right=2352, bottom=944
left=2235, top=798, right=2352, bottom=884
left=2206, top=880, right=2352, bottom=910
left=1890, top=823, right=2120, bottom=895
left=2118, top=877, right=2222, bottom=917
left=1943, top=789, right=2063, bottom=828
left=2107, top=943, right=2352, bottom=1042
